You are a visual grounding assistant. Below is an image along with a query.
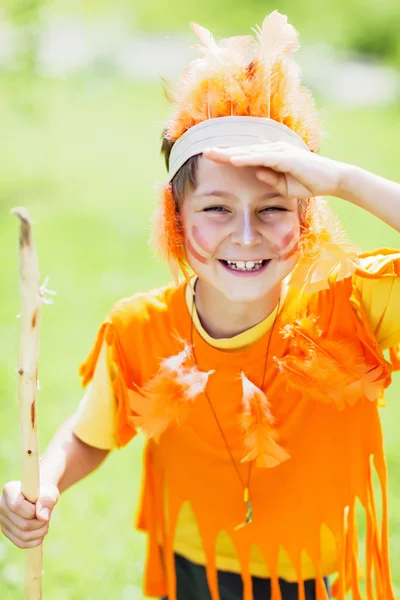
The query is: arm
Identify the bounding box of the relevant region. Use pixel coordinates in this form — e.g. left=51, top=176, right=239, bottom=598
left=337, top=164, right=400, bottom=232
left=0, top=414, right=110, bottom=549
left=40, top=414, right=110, bottom=493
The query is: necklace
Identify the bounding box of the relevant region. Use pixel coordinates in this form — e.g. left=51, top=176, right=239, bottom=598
left=189, top=287, right=281, bottom=530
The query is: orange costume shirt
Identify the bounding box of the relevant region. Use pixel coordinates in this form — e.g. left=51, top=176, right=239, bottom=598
left=78, top=249, right=400, bottom=600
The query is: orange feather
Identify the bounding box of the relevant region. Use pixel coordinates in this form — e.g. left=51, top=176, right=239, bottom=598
left=129, top=346, right=213, bottom=440
left=276, top=317, right=390, bottom=410
left=240, top=373, right=290, bottom=468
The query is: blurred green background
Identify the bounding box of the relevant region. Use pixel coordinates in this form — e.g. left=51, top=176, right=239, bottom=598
left=0, top=1, right=399, bottom=599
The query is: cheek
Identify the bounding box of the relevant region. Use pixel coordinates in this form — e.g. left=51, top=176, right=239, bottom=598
left=186, top=236, right=208, bottom=264
left=192, top=225, right=213, bottom=254
left=185, top=223, right=227, bottom=264
left=263, top=217, right=300, bottom=260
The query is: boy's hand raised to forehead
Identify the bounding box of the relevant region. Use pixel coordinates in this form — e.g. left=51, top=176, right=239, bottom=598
left=203, top=143, right=347, bottom=199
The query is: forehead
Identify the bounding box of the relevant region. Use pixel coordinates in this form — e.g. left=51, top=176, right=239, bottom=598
left=195, top=155, right=277, bottom=196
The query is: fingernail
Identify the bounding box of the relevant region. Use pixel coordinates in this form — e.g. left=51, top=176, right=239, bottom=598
left=39, top=508, right=50, bottom=519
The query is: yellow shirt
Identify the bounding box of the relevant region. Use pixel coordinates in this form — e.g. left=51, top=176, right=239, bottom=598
left=74, top=252, right=400, bottom=580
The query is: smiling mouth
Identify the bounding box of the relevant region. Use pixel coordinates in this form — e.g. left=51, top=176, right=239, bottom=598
left=219, top=259, right=269, bottom=272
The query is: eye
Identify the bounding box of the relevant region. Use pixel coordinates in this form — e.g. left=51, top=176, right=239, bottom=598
left=203, top=205, right=229, bottom=213
left=260, top=206, right=289, bottom=213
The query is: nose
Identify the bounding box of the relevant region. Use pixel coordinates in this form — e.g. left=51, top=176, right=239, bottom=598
left=231, top=208, right=262, bottom=248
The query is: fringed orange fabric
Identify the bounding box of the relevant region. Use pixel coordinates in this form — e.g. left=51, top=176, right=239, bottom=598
left=269, top=570, right=283, bottom=600
left=238, top=555, right=253, bottom=600
left=316, top=572, right=330, bottom=600
left=136, top=443, right=167, bottom=598
left=79, top=321, right=109, bottom=387
left=79, top=320, right=137, bottom=447
left=374, top=453, right=396, bottom=600
left=346, top=501, right=363, bottom=600
left=240, top=372, right=290, bottom=467
left=79, top=259, right=398, bottom=599
left=389, top=344, right=400, bottom=369
left=202, top=536, right=220, bottom=600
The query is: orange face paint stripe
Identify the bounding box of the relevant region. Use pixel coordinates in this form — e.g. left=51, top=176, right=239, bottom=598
left=192, top=225, right=213, bottom=254
left=275, top=227, right=297, bottom=252
left=186, top=237, right=209, bottom=264
left=273, top=227, right=299, bottom=260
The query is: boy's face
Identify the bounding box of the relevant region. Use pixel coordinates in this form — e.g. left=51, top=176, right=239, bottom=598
left=181, top=155, right=301, bottom=304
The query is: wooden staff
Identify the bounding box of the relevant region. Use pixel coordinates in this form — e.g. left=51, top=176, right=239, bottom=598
left=12, top=207, right=43, bottom=600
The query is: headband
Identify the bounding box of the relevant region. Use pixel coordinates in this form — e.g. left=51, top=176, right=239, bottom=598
left=168, top=116, right=310, bottom=181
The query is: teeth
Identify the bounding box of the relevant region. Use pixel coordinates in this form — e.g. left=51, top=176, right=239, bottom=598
left=225, top=259, right=265, bottom=271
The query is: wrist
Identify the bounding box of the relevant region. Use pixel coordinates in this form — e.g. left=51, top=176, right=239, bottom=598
left=39, top=457, right=61, bottom=490
left=335, top=162, right=360, bottom=201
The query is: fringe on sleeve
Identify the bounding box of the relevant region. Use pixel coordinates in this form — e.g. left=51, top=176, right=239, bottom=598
left=389, top=343, right=400, bottom=370
left=79, top=319, right=138, bottom=448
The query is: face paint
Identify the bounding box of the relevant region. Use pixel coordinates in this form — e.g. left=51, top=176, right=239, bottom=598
left=192, top=225, right=213, bottom=254
left=185, top=225, right=213, bottom=264
left=273, top=225, right=300, bottom=260
left=186, top=236, right=209, bottom=264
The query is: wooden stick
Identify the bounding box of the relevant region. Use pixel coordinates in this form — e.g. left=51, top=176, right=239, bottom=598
left=12, top=207, right=43, bottom=600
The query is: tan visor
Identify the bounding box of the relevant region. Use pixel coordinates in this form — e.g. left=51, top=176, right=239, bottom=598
left=168, top=116, right=309, bottom=181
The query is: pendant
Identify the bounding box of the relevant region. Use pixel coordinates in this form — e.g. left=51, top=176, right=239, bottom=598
left=234, top=488, right=253, bottom=531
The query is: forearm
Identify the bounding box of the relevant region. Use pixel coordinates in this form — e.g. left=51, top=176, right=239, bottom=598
left=40, top=414, right=110, bottom=493
left=337, top=164, right=400, bottom=232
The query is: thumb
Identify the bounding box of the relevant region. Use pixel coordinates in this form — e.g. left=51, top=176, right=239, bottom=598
left=36, top=484, right=60, bottom=522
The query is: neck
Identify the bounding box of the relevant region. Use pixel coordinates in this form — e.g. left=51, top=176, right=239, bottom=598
left=194, top=279, right=281, bottom=339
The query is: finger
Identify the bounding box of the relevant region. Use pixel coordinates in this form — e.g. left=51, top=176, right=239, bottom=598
left=1, top=507, right=48, bottom=532
left=35, top=484, right=59, bottom=522
left=1, top=524, right=43, bottom=549
left=6, top=491, right=36, bottom=520
left=202, top=146, right=262, bottom=163
left=256, top=168, right=288, bottom=196
left=202, top=148, right=234, bottom=164
left=203, top=143, right=286, bottom=157
left=229, top=152, right=282, bottom=170
left=1, top=514, right=48, bottom=542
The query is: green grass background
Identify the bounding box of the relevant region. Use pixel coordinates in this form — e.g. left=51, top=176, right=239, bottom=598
left=0, top=77, right=399, bottom=598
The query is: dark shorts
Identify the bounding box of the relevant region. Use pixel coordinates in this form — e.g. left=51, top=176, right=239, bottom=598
left=161, top=554, right=330, bottom=600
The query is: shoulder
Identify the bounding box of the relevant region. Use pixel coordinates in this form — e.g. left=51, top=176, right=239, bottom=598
left=355, top=247, right=400, bottom=279
left=108, top=280, right=186, bottom=330
left=352, top=248, right=400, bottom=350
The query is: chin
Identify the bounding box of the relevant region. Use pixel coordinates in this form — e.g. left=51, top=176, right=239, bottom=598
left=218, top=285, right=275, bottom=304
left=216, top=260, right=292, bottom=303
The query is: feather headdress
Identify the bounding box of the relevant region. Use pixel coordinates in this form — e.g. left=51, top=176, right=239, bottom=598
left=152, top=11, right=359, bottom=292
left=164, top=12, right=320, bottom=149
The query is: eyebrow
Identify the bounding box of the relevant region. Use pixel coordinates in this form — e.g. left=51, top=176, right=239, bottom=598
left=194, top=190, right=283, bottom=200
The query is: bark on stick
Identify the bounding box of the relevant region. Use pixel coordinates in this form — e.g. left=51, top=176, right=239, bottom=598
left=12, top=207, right=43, bottom=600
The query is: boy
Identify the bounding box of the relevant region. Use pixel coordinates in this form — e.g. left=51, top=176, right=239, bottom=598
left=1, top=11, right=400, bottom=600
